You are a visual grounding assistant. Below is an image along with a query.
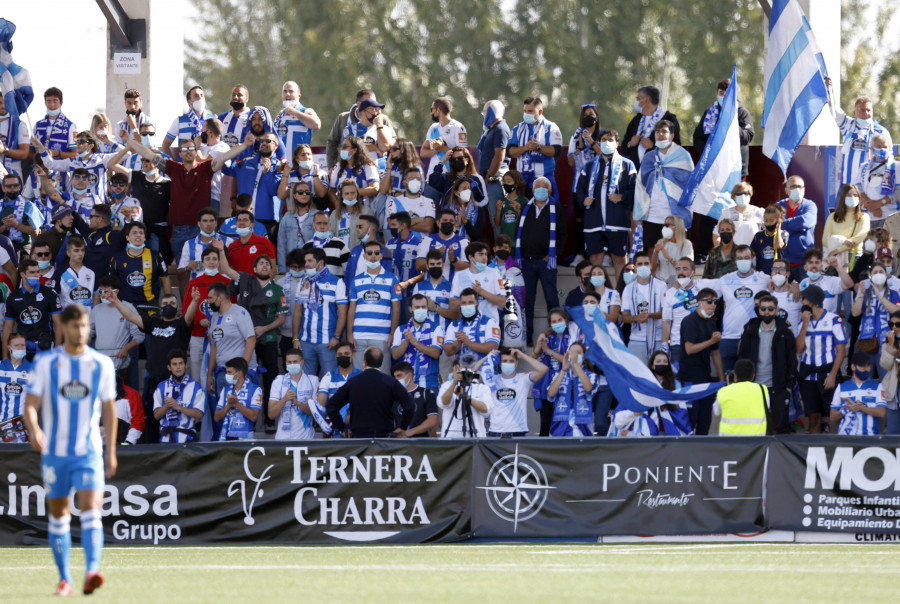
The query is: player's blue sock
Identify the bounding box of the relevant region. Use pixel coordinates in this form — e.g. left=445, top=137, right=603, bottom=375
left=48, top=514, right=73, bottom=584
left=80, top=509, right=104, bottom=573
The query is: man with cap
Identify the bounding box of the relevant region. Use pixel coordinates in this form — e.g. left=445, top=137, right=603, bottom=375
left=326, top=89, right=398, bottom=170
left=796, top=284, right=848, bottom=433
left=45, top=204, right=74, bottom=260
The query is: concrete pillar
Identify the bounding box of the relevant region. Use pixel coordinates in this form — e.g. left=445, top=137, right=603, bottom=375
left=105, top=0, right=184, bottom=137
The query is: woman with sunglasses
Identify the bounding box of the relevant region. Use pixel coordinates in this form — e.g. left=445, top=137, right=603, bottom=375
left=429, top=147, right=487, bottom=233
left=567, top=104, right=602, bottom=188
left=878, top=310, right=900, bottom=434
left=276, top=181, right=316, bottom=272
left=277, top=144, right=328, bottom=210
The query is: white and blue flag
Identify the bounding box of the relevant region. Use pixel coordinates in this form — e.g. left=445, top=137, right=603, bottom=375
left=761, top=0, right=828, bottom=176
left=680, top=64, right=742, bottom=220
left=570, top=306, right=724, bottom=413
left=0, top=19, right=33, bottom=121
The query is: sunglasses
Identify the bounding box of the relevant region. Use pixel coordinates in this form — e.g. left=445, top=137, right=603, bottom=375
left=75, top=140, right=91, bottom=145
left=700, top=298, right=718, bottom=304
left=365, top=251, right=381, bottom=257
left=180, top=147, right=196, bottom=152
left=260, top=140, right=277, bottom=145
left=141, top=132, right=156, bottom=137
left=293, top=190, right=311, bottom=195
left=891, top=322, right=900, bottom=329
left=34, top=252, right=51, bottom=258
left=581, top=103, right=596, bottom=108
left=758, top=306, right=776, bottom=312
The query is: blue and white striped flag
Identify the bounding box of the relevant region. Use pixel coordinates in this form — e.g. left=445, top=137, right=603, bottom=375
left=573, top=306, right=724, bottom=413
left=761, top=0, right=828, bottom=176
left=0, top=19, right=33, bottom=122
left=680, top=64, right=743, bottom=221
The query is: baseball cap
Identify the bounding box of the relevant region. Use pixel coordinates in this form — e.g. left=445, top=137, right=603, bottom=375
left=358, top=98, right=385, bottom=113
left=876, top=246, right=893, bottom=260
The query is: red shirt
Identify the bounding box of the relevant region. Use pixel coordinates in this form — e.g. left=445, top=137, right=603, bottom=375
left=185, top=273, right=233, bottom=337
left=165, top=159, right=214, bottom=226
left=227, top=234, right=276, bottom=275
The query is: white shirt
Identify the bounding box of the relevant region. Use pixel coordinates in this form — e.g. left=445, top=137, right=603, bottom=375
left=714, top=206, right=766, bottom=246
left=451, top=266, right=504, bottom=324
left=271, top=372, right=320, bottom=440
left=202, top=140, right=231, bottom=204
left=385, top=195, right=436, bottom=228
left=437, top=380, right=492, bottom=438
left=489, top=372, right=533, bottom=433
left=423, top=118, right=468, bottom=179
left=702, top=271, right=770, bottom=340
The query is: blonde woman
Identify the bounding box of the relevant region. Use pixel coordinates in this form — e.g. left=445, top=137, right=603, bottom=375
left=651, top=215, right=693, bottom=286
left=823, top=183, right=870, bottom=269
left=90, top=113, right=119, bottom=153
left=712, top=182, right=765, bottom=247
left=277, top=181, right=317, bottom=272
left=330, top=178, right=373, bottom=249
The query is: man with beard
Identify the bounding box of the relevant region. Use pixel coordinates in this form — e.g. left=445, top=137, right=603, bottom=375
left=116, top=89, right=153, bottom=144
left=217, top=84, right=252, bottom=148
left=222, top=128, right=284, bottom=242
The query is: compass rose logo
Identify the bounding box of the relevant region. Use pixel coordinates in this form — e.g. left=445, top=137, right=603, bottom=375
left=478, top=445, right=555, bottom=531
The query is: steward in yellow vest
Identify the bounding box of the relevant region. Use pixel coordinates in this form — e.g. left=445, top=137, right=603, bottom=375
left=714, top=359, right=769, bottom=435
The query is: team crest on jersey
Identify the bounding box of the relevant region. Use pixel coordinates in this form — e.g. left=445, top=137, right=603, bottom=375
left=684, top=297, right=699, bottom=311
left=143, top=261, right=151, bottom=268
left=60, top=380, right=90, bottom=400
left=70, top=286, right=91, bottom=301
left=127, top=271, right=147, bottom=286
left=250, top=246, right=257, bottom=254
left=734, top=286, right=753, bottom=300
left=19, top=306, right=41, bottom=324
left=265, top=290, right=273, bottom=298
left=211, top=327, right=224, bottom=342
left=394, top=284, right=402, bottom=296
left=364, top=289, right=381, bottom=302
left=35, top=293, right=43, bottom=301
left=5, top=382, right=22, bottom=395
left=492, top=327, right=501, bottom=338
left=496, top=387, right=516, bottom=401
left=222, top=132, right=240, bottom=147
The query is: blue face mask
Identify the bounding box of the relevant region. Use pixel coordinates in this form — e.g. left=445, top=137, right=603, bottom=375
left=736, top=259, right=752, bottom=274
left=26, top=277, right=40, bottom=288
left=286, top=363, right=302, bottom=376
left=47, top=108, right=61, bottom=117
left=143, top=168, right=158, bottom=178
left=523, top=112, right=536, bottom=125
left=339, top=150, right=351, bottom=161
left=77, top=149, right=91, bottom=159
left=716, top=95, right=724, bottom=107
left=72, top=186, right=89, bottom=195
left=856, top=117, right=872, bottom=128
left=633, top=100, right=642, bottom=113
left=289, top=269, right=304, bottom=278
left=460, top=304, right=477, bottom=318
left=342, top=197, right=358, bottom=207
left=141, top=135, right=153, bottom=147
left=590, top=275, right=604, bottom=288
left=533, top=188, right=550, bottom=202
left=623, top=271, right=637, bottom=285
left=127, top=242, right=145, bottom=252
left=551, top=322, right=566, bottom=334
left=298, top=160, right=312, bottom=169
left=37, top=260, right=51, bottom=270
left=806, top=271, right=820, bottom=281
left=365, top=260, right=381, bottom=271
left=413, top=308, right=428, bottom=323
left=305, top=268, right=318, bottom=277
left=224, top=373, right=238, bottom=385
left=236, top=226, right=252, bottom=237
left=873, top=148, right=890, bottom=161
left=360, top=232, right=370, bottom=244
left=473, top=261, right=487, bottom=272
left=501, top=362, right=516, bottom=375
left=314, top=230, right=329, bottom=240
left=109, top=190, right=126, bottom=200
left=636, top=265, right=651, bottom=279
left=854, top=369, right=871, bottom=381
left=11, top=349, right=26, bottom=360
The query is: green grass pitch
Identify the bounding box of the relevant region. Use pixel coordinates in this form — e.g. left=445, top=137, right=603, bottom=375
left=3, top=543, right=900, bottom=602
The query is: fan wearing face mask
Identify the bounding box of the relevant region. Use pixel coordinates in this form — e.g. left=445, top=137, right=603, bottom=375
left=160, top=85, right=216, bottom=160
left=823, top=183, right=871, bottom=266
left=857, top=131, right=900, bottom=226
left=768, top=259, right=803, bottom=337
left=776, top=175, right=818, bottom=282
left=749, top=205, right=786, bottom=275
left=712, top=183, right=765, bottom=249
left=330, top=179, right=374, bottom=249
left=384, top=167, right=435, bottom=235
left=852, top=262, right=900, bottom=375
left=567, top=104, right=602, bottom=192
left=825, top=76, right=887, bottom=188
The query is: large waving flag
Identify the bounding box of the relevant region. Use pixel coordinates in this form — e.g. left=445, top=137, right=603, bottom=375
left=569, top=306, right=724, bottom=412
left=679, top=64, right=742, bottom=220
left=0, top=19, right=33, bottom=121
left=761, top=0, right=828, bottom=176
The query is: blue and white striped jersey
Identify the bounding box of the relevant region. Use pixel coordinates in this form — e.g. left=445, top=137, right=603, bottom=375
left=510, top=117, right=564, bottom=178
left=423, top=119, right=467, bottom=179
left=831, top=378, right=886, bottom=435
left=799, top=274, right=845, bottom=314
left=834, top=109, right=885, bottom=185
left=386, top=231, right=423, bottom=283
left=274, top=103, right=317, bottom=153
left=489, top=372, right=534, bottom=433
left=800, top=311, right=847, bottom=368
left=153, top=376, right=206, bottom=444
left=0, top=359, right=32, bottom=422
left=271, top=372, right=320, bottom=440
left=413, top=277, right=452, bottom=331
left=298, top=272, right=348, bottom=344
left=662, top=284, right=700, bottom=346
left=165, top=109, right=217, bottom=144
left=349, top=268, right=401, bottom=340
left=26, top=347, right=117, bottom=458
left=217, top=109, right=250, bottom=148
left=42, top=152, right=118, bottom=203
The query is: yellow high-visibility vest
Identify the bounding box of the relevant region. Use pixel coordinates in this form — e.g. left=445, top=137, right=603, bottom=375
left=717, top=382, right=768, bottom=436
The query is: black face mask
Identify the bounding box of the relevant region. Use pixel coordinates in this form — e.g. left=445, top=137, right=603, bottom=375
left=230, top=101, right=245, bottom=111
left=431, top=113, right=440, bottom=123
left=502, top=183, right=516, bottom=194
left=389, top=228, right=399, bottom=239
left=4, top=190, right=20, bottom=200
left=160, top=305, right=177, bottom=319
left=495, top=249, right=510, bottom=261
left=126, top=109, right=139, bottom=116
left=720, top=232, right=734, bottom=244
left=652, top=364, right=669, bottom=376
left=760, top=314, right=775, bottom=325
left=337, top=356, right=352, bottom=369
left=209, top=302, right=221, bottom=314
left=428, top=266, right=443, bottom=279
left=200, top=131, right=209, bottom=145
left=439, top=223, right=455, bottom=236
left=581, top=115, right=597, bottom=129
left=450, top=158, right=466, bottom=172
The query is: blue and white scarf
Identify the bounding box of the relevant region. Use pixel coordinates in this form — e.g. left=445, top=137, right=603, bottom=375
left=861, top=157, right=897, bottom=199
left=187, top=109, right=205, bottom=138
left=638, top=105, right=666, bottom=138
left=399, top=317, right=438, bottom=385
left=551, top=369, right=594, bottom=427
left=296, top=266, right=330, bottom=312
left=587, top=152, right=623, bottom=199
left=701, top=101, right=721, bottom=136
left=533, top=329, right=572, bottom=400
left=515, top=199, right=557, bottom=269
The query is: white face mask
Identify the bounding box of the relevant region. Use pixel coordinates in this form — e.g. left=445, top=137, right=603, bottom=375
left=676, top=276, right=692, bottom=288
left=283, top=99, right=297, bottom=109
left=661, top=227, right=674, bottom=240
left=192, top=99, right=205, bottom=114
left=771, top=274, right=787, bottom=287
left=458, top=189, right=472, bottom=202
left=734, top=194, right=750, bottom=207
left=406, top=179, right=422, bottom=194
left=844, top=196, right=860, bottom=208
left=872, top=273, right=888, bottom=286
left=96, top=128, right=108, bottom=136
left=656, top=139, right=671, bottom=149
left=865, top=239, right=877, bottom=253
